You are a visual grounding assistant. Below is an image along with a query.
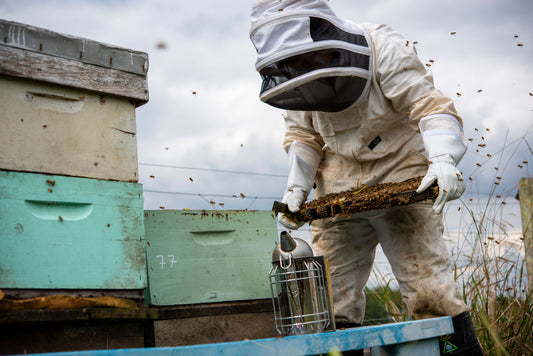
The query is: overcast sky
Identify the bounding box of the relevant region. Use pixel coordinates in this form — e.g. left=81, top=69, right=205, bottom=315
left=1, top=0, right=531, bottom=248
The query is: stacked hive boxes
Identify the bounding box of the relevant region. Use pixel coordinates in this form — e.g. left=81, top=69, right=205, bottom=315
left=144, top=210, right=279, bottom=306
left=0, top=20, right=149, bottom=296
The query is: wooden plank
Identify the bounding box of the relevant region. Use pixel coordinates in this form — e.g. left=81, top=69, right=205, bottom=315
left=154, top=312, right=278, bottom=347
left=0, top=300, right=271, bottom=324
left=0, top=321, right=146, bottom=355
left=0, top=45, right=148, bottom=105
left=0, top=19, right=148, bottom=76
left=155, top=299, right=273, bottom=320
left=0, top=308, right=157, bottom=324
left=20, top=317, right=454, bottom=356
left=519, top=178, right=533, bottom=294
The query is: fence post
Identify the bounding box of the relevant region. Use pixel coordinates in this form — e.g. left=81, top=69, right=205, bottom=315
left=519, top=178, right=533, bottom=294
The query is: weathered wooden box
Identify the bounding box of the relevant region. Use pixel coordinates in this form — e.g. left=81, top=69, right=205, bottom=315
left=144, top=210, right=279, bottom=306
left=0, top=170, right=147, bottom=290
left=0, top=19, right=148, bottom=182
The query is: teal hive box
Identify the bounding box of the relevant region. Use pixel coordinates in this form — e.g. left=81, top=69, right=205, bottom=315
left=144, top=210, right=278, bottom=306
left=0, top=170, right=147, bottom=290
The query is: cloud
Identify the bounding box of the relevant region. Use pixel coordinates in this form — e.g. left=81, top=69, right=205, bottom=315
left=1, top=0, right=531, bottom=221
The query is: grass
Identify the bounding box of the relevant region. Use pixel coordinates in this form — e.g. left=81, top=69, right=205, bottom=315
left=364, top=128, right=533, bottom=355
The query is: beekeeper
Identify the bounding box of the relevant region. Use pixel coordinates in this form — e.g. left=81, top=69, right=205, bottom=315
left=250, top=1, right=482, bottom=355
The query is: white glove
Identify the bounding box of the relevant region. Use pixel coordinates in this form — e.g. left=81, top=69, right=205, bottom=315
left=278, top=187, right=306, bottom=229
left=417, top=154, right=465, bottom=214
left=417, top=114, right=467, bottom=214
left=277, top=141, right=320, bottom=230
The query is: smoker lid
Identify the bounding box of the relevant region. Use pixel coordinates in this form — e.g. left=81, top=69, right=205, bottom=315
left=272, top=231, right=314, bottom=263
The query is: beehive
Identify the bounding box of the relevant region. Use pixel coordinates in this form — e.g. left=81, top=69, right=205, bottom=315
left=0, top=170, right=147, bottom=290
left=0, top=19, right=148, bottom=182
left=144, top=210, right=279, bottom=306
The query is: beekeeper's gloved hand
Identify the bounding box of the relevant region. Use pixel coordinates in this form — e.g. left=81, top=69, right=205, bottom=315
left=278, top=141, right=320, bottom=230
left=416, top=114, right=468, bottom=214
left=278, top=187, right=306, bottom=230
left=417, top=154, right=465, bottom=214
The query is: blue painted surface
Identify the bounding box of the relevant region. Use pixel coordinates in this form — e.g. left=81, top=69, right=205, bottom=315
left=20, top=317, right=453, bottom=356
left=0, top=170, right=146, bottom=289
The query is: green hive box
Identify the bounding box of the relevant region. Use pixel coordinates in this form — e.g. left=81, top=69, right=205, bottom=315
left=0, top=170, right=147, bottom=290
left=144, top=210, right=279, bottom=306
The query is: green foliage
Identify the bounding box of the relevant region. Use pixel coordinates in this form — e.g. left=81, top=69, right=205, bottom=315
left=364, top=283, right=406, bottom=325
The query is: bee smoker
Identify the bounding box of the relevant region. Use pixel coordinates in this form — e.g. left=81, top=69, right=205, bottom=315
left=269, top=231, right=335, bottom=336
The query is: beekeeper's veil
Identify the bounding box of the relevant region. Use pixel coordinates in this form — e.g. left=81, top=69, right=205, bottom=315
left=250, top=0, right=372, bottom=112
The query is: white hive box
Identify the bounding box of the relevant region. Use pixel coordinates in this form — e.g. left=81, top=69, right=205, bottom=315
left=0, top=19, right=149, bottom=182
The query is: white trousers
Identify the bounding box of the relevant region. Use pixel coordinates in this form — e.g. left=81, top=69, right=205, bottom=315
left=311, top=202, right=467, bottom=324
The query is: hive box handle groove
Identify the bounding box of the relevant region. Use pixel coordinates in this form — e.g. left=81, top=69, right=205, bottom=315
left=25, top=200, right=94, bottom=221
left=190, top=230, right=237, bottom=246
left=25, top=91, right=85, bottom=113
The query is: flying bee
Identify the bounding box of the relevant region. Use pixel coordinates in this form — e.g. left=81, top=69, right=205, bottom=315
left=451, top=31, right=456, bottom=35
left=476, top=163, right=482, bottom=167
left=478, top=143, right=486, bottom=147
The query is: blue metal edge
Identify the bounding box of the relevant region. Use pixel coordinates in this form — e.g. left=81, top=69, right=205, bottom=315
left=15, top=317, right=453, bottom=356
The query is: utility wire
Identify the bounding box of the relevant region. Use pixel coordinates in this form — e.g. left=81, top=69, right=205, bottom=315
left=143, top=189, right=280, bottom=200
left=139, top=162, right=287, bottom=178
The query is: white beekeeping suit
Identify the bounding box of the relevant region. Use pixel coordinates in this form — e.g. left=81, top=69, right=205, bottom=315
left=250, top=1, right=483, bottom=355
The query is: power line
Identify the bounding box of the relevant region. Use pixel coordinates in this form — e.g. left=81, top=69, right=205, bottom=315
left=143, top=189, right=280, bottom=200
left=139, top=162, right=287, bottom=178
